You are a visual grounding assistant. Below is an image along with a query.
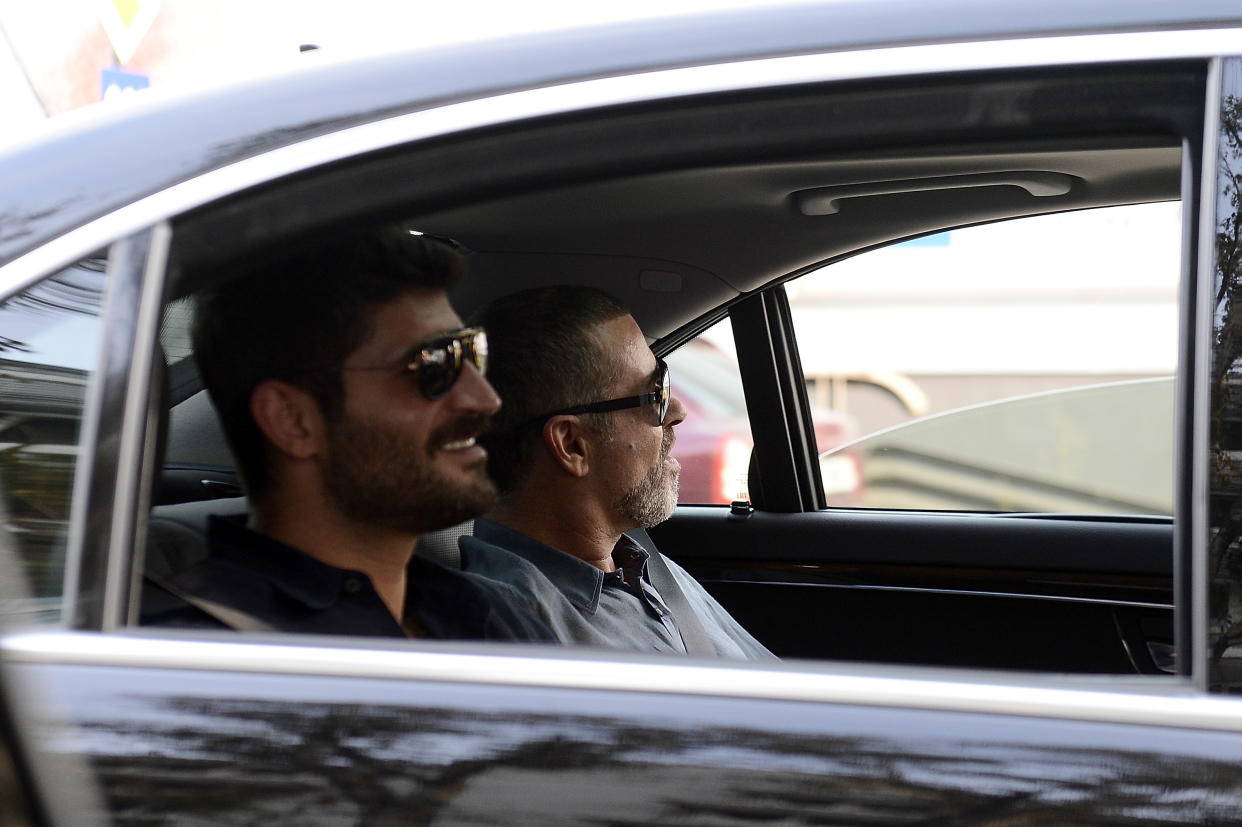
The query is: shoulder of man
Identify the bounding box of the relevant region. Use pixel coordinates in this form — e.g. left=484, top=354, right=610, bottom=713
left=139, top=562, right=249, bottom=630
left=413, top=554, right=557, bottom=643
left=458, top=534, right=562, bottom=593
left=458, top=535, right=618, bottom=647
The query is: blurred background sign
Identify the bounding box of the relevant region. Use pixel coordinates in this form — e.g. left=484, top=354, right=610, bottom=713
left=100, top=66, right=149, bottom=100
left=98, top=0, right=160, bottom=64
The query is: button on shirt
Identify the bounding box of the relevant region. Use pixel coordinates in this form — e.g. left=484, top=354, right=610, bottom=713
left=141, top=515, right=554, bottom=642
left=460, top=519, right=775, bottom=659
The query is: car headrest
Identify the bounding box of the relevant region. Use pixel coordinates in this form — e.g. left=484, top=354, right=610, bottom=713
left=413, top=520, right=473, bottom=569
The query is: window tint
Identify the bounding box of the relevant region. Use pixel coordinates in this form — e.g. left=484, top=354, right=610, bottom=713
left=0, top=258, right=106, bottom=622
left=792, top=203, right=1180, bottom=513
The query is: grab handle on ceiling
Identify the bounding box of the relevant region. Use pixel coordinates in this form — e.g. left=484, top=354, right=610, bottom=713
left=794, top=171, right=1077, bottom=215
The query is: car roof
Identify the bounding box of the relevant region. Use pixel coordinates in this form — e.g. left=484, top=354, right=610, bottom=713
left=0, top=0, right=1239, bottom=272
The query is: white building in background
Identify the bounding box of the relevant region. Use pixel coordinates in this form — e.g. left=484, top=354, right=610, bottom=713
left=787, top=201, right=1181, bottom=379
left=0, top=22, right=44, bottom=141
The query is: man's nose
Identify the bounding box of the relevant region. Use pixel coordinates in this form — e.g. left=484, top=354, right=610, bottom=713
left=665, top=393, right=687, bottom=427
left=448, top=361, right=502, bottom=414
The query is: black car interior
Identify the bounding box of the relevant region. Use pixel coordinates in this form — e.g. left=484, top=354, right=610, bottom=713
left=140, top=62, right=1203, bottom=674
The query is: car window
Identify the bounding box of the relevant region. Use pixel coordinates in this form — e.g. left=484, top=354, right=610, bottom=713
left=665, top=317, right=755, bottom=505
left=795, top=202, right=1180, bottom=513
left=0, top=257, right=107, bottom=623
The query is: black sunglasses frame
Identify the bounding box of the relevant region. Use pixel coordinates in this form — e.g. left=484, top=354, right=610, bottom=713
left=526, top=357, right=670, bottom=429
left=341, top=326, right=487, bottom=400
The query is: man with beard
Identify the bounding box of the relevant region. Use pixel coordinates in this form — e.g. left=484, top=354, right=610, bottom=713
left=141, top=228, right=552, bottom=642
left=460, top=286, right=773, bottom=659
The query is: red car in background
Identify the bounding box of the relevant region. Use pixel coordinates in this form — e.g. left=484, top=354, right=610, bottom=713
left=667, top=339, right=862, bottom=505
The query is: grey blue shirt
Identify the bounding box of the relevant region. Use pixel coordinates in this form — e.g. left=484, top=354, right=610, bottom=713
left=459, top=518, right=775, bottom=660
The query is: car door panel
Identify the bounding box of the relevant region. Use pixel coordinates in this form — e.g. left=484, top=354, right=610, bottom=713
left=653, top=508, right=1172, bottom=673
left=9, top=649, right=1240, bottom=825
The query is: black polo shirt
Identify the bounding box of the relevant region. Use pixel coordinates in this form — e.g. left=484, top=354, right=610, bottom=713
left=141, top=515, right=554, bottom=642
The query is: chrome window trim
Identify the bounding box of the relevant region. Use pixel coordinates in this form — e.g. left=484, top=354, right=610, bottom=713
left=61, top=225, right=170, bottom=632
left=105, top=223, right=170, bottom=632
left=60, top=234, right=158, bottom=630
left=0, top=27, right=1240, bottom=303
left=1191, top=58, right=1223, bottom=691
left=60, top=280, right=112, bottom=630
left=1176, top=137, right=1200, bottom=679
left=3, top=630, right=1234, bottom=732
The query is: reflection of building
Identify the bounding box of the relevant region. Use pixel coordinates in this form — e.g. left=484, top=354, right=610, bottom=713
left=0, top=358, right=86, bottom=608
left=0, top=359, right=87, bottom=419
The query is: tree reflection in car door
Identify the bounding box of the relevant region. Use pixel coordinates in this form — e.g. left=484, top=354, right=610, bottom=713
left=1208, top=75, right=1242, bottom=688
left=0, top=493, right=106, bottom=825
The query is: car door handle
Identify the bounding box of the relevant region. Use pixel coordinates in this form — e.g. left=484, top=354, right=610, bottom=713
left=200, top=479, right=243, bottom=499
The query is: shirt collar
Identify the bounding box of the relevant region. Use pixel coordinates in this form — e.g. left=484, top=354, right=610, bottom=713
left=206, top=514, right=353, bottom=610
left=472, top=519, right=606, bottom=614
left=610, top=533, right=652, bottom=588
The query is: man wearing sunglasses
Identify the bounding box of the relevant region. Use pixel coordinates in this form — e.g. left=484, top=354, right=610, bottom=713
left=461, top=286, right=773, bottom=659
left=142, top=228, right=552, bottom=642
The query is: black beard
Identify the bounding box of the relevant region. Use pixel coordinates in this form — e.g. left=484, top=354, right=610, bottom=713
left=323, top=413, right=497, bottom=534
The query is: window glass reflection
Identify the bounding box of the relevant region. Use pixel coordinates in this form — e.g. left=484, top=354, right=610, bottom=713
left=0, top=257, right=106, bottom=623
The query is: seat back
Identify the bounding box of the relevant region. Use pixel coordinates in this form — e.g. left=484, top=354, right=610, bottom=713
left=146, top=497, right=247, bottom=579
left=147, top=498, right=473, bottom=576
left=413, top=520, right=474, bottom=568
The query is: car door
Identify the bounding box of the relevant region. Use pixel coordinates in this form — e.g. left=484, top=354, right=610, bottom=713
left=0, top=476, right=104, bottom=826
left=7, top=13, right=1242, bottom=825
left=649, top=86, right=1196, bottom=674
left=657, top=209, right=1182, bottom=672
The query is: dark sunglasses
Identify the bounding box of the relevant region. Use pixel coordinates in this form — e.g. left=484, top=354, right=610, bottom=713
left=407, top=326, right=488, bottom=400
left=347, top=326, right=488, bottom=401
left=527, top=357, right=670, bottom=428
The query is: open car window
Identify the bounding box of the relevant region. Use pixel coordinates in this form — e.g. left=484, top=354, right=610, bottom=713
left=665, top=317, right=759, bottom=505
left=800, top=203, right=1180, bottom=514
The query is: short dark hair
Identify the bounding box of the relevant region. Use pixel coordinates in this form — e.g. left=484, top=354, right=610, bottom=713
left=469, top=285, right=630, bottom=495
left=192, top=226, right=465, bottom=499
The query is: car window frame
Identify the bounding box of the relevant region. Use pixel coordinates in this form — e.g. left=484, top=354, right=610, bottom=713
left=0, top=36, right=1231, bottom=709
left=726, top=174, right=1202, bottom=679
left=57, top=226, right=171, bottom=633
left=782, top=203, right=1184, bottom=517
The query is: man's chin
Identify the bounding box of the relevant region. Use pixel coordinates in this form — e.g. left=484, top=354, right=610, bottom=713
left=408, top=483, right=496, bottom=533
left=371, top=470, right=497, bottom=535
left=441, top=471, right=498, bottom=517
left=442, top=462, right=497, bottom=499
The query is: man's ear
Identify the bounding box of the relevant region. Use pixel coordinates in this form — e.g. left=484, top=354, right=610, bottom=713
left=541, top=415, right=591, bottom=478
left=250, top=380, right=325, bottom=460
